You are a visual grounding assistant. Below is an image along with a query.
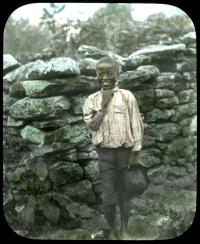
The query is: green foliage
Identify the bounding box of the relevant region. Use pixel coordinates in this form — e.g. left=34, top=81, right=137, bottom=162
left=3, top=17, right=51, bottom=62
left=76, top=4, right=135, bottom=56
left=39, top=3, right=77, bottom=58
left=136, top=13, right=194, bottom=47
left=40, top=3, right=65, bottom=33
left=4, top=4, right=195, bottom=62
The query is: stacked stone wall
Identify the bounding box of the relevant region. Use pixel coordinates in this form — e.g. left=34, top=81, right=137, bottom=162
left=3, top=32, right=196, bottom=239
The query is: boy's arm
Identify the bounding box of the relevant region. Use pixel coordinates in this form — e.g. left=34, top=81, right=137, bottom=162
left=128, top=93, right=144, bottom=152
left=127, top=92, right=144, bottom=169
left=83, top=96, right=107, bottom=131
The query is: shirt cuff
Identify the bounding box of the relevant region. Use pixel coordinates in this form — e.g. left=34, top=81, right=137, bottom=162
left=132, top=140, right=142, bottom=151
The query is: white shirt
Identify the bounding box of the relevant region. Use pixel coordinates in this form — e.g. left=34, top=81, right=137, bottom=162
left=83, top=86, right=144, bottom=151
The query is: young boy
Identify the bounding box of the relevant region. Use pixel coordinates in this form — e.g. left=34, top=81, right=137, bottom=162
left=83, top=56, right=144, bottom=239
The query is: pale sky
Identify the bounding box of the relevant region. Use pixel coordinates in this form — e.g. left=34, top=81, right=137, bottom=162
left=10, top=3, right=187, bottom=25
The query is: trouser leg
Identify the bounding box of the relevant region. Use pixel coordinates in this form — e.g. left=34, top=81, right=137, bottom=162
left=96, top=147, right=118, bottom=205
left=103, top=204, right=120, bottom=239
left=119, top=197, right=130, bottom=234
left=96, top=147, right=119, bottom=239
left=118, top=168, right=131, bottom=235
left=104, top=204, right=117, bottom=230
left=116, top=147, right=132, bottom=235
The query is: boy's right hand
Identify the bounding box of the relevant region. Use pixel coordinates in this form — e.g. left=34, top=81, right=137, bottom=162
left=101, top=90, right=113, bottom=108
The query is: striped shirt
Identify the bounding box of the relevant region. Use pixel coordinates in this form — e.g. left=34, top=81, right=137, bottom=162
left=83, top=86, right=144, bottom=151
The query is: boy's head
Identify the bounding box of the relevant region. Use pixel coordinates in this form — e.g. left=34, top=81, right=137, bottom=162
left=96, top=57, right=119, bottom=90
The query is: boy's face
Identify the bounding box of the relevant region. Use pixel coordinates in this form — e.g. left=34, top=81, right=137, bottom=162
left=96, top=63, right=118, bottom=90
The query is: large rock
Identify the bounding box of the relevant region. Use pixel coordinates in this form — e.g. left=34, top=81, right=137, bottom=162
left=79, top=58, right=97, bottom=76
left=154, top=89, right=174, bottom=98
left=179, top=117, right=194, bottom=132
left=59, top=180, right=96, bottom=204
left=77, top=153, right=87, bottom=160
left=13, top=195, right=37, bottom=229
left=173, top=81, right=190, bottom=93
left=68, top=124, right=91, bottom=146
left=142, top=135, right=155, bottom=148
left=136, top=65, right=160, bottom=79
left=3, top=57, right=80, bottom=83
left=9, top=80, right=65, bottom=98
left=49, top=161, right=83, bottom=186
left=3, top=93, right=17, bottom=113
left=129, top=44, right=186, bottom=60
left=140, top=148, right=162, bottom=167
left=154, top=123, right=181, bottom=142
left=155, top=96, right=179, bottom=109
left=31, top=113, right=82, bottom=129
left=3, top=54, right=20, bottom=75
left=21, top=125, right=45, bottom=145
left=9, top=96, right=71, bottom=120
left=78, top=45, right=126, bottom=67
left=64, top=149, right=78, bottom=162
left=24, top=143, right=75, bottom=161
left=166, top=136, right=196, bottom=155
left=181, top=115, right=197, bottom=136
left=28, top=124, right=90, bottom=153
left=83, top=160, right=99, bottom=181
left=118, top=65, right=159, bottom=88
left=9, top=76, right=99, bottom=98
left=155, top=72, right=181, bottom=88
left=182, top=71, right=196, bottom=83
left=145, top=108, right=175, bottom=122
left=43, top=125, right=74, bottom=145
left=176, top=60, right=196, bottom=73
left=134, top=89, right=154, bottom=107
left=123, top=55, right=151, bottom=71
left=177, top=89, right=194, bottom=104
left=78, top=143, right=95, bottom=153
left=6, top=159, right=51, bottom=193
left=127, top=213, right=173, bottom=240
left=129, top=190, right=196, bottom=239
left=50, top=192, right=95, bottom=219
left=164, top=166, right=196, bottom=189
left=171, top=102, right=197, bottom=121
left=161, top=190, right=196, bottom=237
left=130, top=189, right=196, bottom=240
left=83, top=160, right=101, bottom=201
left=36, top=194, right=61, bottom=224
left=70, top=95, right=88, bottom=115
left=88, top=151, right=98, bottom=159
left=180, top=32, right=196, bottom=45
left=77, top=151, right=98, bottom=160
left=7, top=117, right=24, bottom=127
left=147, top=165, right=170, bottom=185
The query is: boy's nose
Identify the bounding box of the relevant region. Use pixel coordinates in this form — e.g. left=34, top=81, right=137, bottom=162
left=102, top=73, right=109, bottom=80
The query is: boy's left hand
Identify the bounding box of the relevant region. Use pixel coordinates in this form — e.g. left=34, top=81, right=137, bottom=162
left=128, top=151, right=139, bottom=170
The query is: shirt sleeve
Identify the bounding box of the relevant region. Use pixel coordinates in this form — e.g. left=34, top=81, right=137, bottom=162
left=128, top=92, right=144, bottom=151
left=83, top=95, right=106, bottom=131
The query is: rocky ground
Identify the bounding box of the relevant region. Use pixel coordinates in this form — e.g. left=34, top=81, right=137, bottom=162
left=14, top=189, right=196, bottom=240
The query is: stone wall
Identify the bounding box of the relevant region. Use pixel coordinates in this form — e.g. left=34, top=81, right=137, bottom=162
left=3, top=31, right=197, bottom=239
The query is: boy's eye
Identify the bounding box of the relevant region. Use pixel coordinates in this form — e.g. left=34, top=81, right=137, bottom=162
left=97, top=72, right=114, bottom=76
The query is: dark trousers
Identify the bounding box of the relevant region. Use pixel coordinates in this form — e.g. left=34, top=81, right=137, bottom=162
left=96, top=146, right=131, bottom=205
left=96, top=146, right=132, bottom=232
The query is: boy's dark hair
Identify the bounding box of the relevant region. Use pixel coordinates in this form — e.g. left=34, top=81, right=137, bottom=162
left=96, top=56, right=119, bottom=73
